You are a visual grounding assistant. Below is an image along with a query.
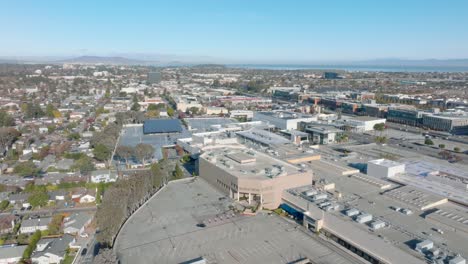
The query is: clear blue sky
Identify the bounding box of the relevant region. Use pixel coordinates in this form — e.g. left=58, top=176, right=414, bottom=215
left=1, top=0, right=468, bottom=62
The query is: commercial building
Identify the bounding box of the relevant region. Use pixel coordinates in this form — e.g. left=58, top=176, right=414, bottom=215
left=282, top=190, right=423, bottom=264
left=253, top=111, right=317, bottom=130
left=367, top=159, right=405, bottom=178
left=383, top=186, right=448, bottom=211
left=143, top=119, right=183, bottom=134
left=422, top=114, right=468, bottom=134
left=387, top=107, right=424, bottom=126
left=301, top=124, right=343, bottom=145
left=339, top=116, right=386, bottom=132
left=199, top=146, right=313, bottom=209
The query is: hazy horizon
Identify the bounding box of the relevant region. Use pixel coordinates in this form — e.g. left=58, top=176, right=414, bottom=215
left=2, top=0, right=468, bottom=62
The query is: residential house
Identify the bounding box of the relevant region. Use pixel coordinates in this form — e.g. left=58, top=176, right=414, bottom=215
left=63, top=213, right=93, bottom=236
left=0, top=245, right=28, bottom=264
left=0, top=215, right=16, bottom=234
left=90, top=170, right=117, bottom=183
left=19, top=217, right=52, bottom=234
left=55, top=159, right=74, bottom=171
left=78, top=189, right=96, bottom=204
left=48, top=190, right=67, bottom=202
left=31, top=234, right=75, bottom=264
left=71, top=187, right=87, bottom=200
left=8, top=193, right=30, bottom=208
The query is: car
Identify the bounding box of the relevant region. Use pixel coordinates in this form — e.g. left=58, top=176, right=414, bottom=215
left=81, top=248, right=88, bottom=256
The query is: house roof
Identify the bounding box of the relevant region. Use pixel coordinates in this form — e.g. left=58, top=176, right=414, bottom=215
left=64, top=212, right=93, bottom=231
left=0, top=215, right=15, bottom=230
left=143, top=119, right=183, bottom=134
left=8, top=193, right=30, bottom=202
left=32, top=234, right=74, bottom=259
left=0, top=245, right=28, bottom=259
left=21, top=217, right=52, bottom=228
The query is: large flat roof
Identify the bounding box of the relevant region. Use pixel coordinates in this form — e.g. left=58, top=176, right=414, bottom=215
left=383, top=185, right=447, bottom=210
left=143, top=119, right=183, bottom=134
left=115, top=178, right=357, bottom=264
left=201, top=146, right=302, bottom=179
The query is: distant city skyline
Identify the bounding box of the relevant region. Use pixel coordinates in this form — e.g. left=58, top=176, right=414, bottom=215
left=1, top=0, right=468, bottom=62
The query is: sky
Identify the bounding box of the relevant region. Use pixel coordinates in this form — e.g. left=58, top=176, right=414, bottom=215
left=1, top=0, right=468, bottom=63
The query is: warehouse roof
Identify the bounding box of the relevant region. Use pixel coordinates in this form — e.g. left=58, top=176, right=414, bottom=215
left=143, top=119, right=183, bottom=134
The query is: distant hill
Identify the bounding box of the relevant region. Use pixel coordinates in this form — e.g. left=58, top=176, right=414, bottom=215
left=56, top=56, right=150, bottom=65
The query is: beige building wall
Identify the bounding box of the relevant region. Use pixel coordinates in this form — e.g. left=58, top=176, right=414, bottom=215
left=199, top=157, right=313, bottom=209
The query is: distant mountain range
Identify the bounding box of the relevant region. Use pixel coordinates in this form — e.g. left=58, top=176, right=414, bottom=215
left=1, top=55, right=468, bottom=67
left=55, top=56, right=150, bottom=65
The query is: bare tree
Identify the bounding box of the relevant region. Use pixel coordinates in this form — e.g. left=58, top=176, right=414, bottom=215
left=134, top=143, right=154, bottom=165
left=115, top=146, right=134, bottom=168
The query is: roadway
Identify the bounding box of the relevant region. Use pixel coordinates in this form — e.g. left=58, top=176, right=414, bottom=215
left=2, top=206, right=96, bottom=217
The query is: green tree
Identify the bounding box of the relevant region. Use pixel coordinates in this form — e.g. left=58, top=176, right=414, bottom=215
left=28, top=190, right=49, bottom=207
left=131, top=102, right=141, bottom=111
left=22, top=230, right=41, bottom=260
left=425, top=138, right=434, bottom=145
left=48, top=214, right=64, bottom=235
left=173, top=163, right=184, bottom=179
left=454, top=147, right=461, bottom=152
left=0, top=111, right=14, bottom=127
left=375, top=136, right=387, bottom=144
left=67, top=132, right=80, bottom=140
left=0, top=200, right=9, bottom=210
left=166, top=107, right=175, bottom=117
left=45, top=104, right=57, bottom=118
left=72, top=156, right=96, bottom=174
left=14, top=161, right=40, bottom=177
left=438, top=144, right=445, bottom=149
left=93, top=144, right=111, bottom=161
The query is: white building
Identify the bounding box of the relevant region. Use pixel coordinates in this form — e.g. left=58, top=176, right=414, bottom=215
left=0, top=245, right=27, bottom=264
left=230, top=110, right=254, bottom=120
left=253, top=111, right=317, bottom=130
left=367, top=159, right=405, bottom=178
left=415, top=240, right=434, bottom=252
left=340, top=116, right=386, bottom=132
left=90, top=170, right=117, bottom=183
left=20, top=217, right=52, bottom=234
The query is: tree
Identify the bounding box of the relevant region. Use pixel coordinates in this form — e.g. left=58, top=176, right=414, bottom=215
left=375, top=136, right=387, bottom=144
left=424, top=138, right=434, bottom=145
left=166, top=107, right=175, bottom=117
left=93, top=249, right=118, bottom=264
left=0, top=111, right=14, bottom=127
left=28, top=190, right=49, bottom=207
left=0, top=128, right=20, bottom=154
left=72, top=156, right=96, bottom=174
left=134, top=144, right=154, bottom=165
left=22, top=230, right=41, bottom=260
left=93, top=144, right=111, bottom=161
left=24, top=103, right=45, bottom=119
left=373, top=123, right=385, bottom=136
left=48, top=214, right=64, bottom=235
left=131, top=102, right=141, bottom=111
left=173, top=163, right=184, bottom=179
left=187, top=107, right=199, bottom=115
left=0, top=200, right=9, bottom=211
left=438, top=144, right=445, bottom=149
left=14, top=161, right=40, bottom=177
left=115, top=146, right=134, bottom=168
left=454, top=147, right=461, bottom=152
left=67, top=132, right=80, bottom=140
left=45, top=103, right=57, bottom=118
